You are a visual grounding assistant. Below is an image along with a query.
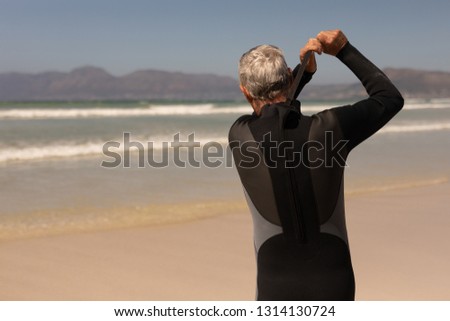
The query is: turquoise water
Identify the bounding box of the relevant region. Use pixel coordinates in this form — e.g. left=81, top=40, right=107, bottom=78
left=0, top=99, right=449, bottom=234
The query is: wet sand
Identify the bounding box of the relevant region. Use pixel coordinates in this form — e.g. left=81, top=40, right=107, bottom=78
left=0, top=182, right=449, bottom=300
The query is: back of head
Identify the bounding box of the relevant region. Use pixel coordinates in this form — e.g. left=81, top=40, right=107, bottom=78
left=239, top=45, right=291, bottom=101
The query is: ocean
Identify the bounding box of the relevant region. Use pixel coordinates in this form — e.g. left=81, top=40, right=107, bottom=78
left=1, top=99, right=449, bottom=239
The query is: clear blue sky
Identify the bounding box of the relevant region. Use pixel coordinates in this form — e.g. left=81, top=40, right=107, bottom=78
left=1, top=0, right=449, bottom=83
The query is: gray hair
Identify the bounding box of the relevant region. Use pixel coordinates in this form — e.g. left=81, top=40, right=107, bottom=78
left=239, top=44, right=291, bottom=101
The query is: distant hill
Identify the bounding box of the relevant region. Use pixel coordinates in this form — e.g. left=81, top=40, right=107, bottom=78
left=0, top=66, right=241, bottom=101
left=301, top=68, right=450, bottom=100
left=384, top=68, right=450, bottom=98
left=0, top=66, right=449, bottom=101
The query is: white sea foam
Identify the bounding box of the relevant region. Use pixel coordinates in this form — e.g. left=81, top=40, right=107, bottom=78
left=403, top=100, right=450, bottom=110
left=1, top=118, right=449, bottom=164
left=0, top=142, right=103, bottom=163
left=380, top=122, right=450, bottom=134
left=0, top=104, right=364, bottom=120
left=1, top=99, right=448, bottom=120
left=0, top=104, right=249, bottom=119
left=1, top=99, right=449, bottom=163
left=0, top=136, right=230, bottom=163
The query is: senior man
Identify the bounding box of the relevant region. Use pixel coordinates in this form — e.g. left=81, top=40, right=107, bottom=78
left=229, top=30, right=403, bottom=300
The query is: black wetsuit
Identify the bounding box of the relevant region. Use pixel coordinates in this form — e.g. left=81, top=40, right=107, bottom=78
left=228, top=43, right=404, bottom=300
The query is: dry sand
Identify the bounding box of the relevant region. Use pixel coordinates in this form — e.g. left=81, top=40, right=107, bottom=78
left=1, top=182, right=449, bottom=300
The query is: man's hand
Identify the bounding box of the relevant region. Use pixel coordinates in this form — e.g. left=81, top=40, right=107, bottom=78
left=316, top=29, right=348, bottom=56
left=300, top=38, right=323, bottom=73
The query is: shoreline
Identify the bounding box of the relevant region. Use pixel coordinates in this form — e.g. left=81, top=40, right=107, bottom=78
left=1, top=181, right=449, bottom=300
left=0, top=199, right=248, bottom=242
left=1, top=177, right=447, bottom=243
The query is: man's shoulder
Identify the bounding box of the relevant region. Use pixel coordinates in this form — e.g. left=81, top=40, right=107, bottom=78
left=233, top=113, right=254, bottom=124
left=228, top=114, right=255, bottom=142
left=308, top=105, right=352, bottom=139
left=310, top=104, right=350, bottom=123
left=230, top=114, right=255, bottom=131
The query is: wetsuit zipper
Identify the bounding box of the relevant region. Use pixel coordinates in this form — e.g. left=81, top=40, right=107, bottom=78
left=288, top=163, right=304, bottom=243
left=281, top=115, right=305, bottom=244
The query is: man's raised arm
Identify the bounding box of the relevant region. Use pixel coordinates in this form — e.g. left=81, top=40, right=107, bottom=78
left=318, top=29, right=404, bottom=150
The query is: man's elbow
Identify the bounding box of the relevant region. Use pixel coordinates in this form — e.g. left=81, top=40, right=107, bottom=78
left=393, top=92, right=404, bottom=112
left=385, top=87, right=404, bottom=113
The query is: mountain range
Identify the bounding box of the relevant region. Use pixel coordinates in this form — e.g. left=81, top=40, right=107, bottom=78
left=0, top=66, right=449, bottom=101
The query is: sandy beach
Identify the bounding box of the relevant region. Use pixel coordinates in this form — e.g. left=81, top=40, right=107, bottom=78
left=1, top=181, right=449, bottom=301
